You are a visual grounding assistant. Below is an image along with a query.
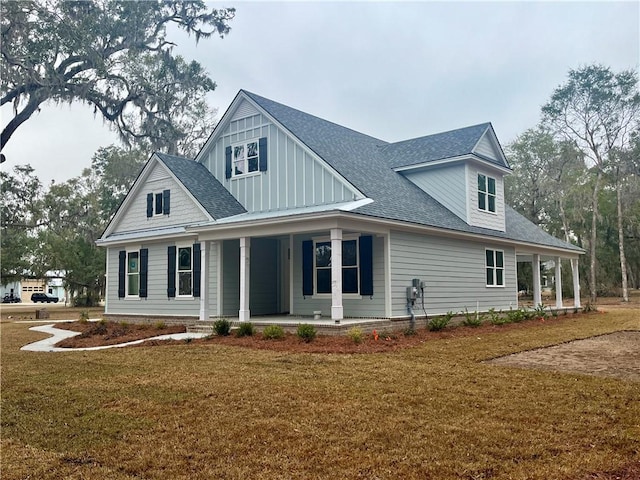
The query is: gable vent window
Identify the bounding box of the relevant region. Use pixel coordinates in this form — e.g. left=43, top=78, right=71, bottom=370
left=147, top=190, right=170, bottom=217
left=226, top=137, right=268, bottom=178
left=478, top=174, right=496, bottom=213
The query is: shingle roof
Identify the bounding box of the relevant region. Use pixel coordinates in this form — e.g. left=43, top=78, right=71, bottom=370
left=156, top=152, right=246, bottom=220
left=240, top=91, right=582, bottom=253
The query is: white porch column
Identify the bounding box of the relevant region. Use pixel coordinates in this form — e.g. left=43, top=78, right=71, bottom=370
left=330, top=228, right=343, bottom=321
left=554, top=256, right=563, bottom=309
left=239, top=237, right=251, bottom=322
left=571, top=258, right=581, bottom=308
left=532, top=253, right=542, bottom=307
left=199, top=241, right=210, bottom=320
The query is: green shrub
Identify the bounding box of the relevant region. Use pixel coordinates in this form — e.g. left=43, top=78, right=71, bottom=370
left=428, top=311, right=453, bottom=331
left=488, top=308, right=509, bottom=325
left=534, top=303, right=548, bottom=320
left=154, top=321, right=166, bottom=330
left=78, top=310, right=90, bottom=323
left=347, top=327, right=364, bottom=344
left=462, top=308, right=483, bottom=327
left=263, top=325, right=285, bottom=340
left=213, top=318, right=231, bottom=336
left=297, top=323, right=317, bottom=343
left=507, top=308, right=525, bottom=323
left=236, top=322, right=255, bottom=337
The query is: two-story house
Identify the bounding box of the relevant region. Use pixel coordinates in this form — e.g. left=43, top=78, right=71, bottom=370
left=97, top=90, right=583, bottom=324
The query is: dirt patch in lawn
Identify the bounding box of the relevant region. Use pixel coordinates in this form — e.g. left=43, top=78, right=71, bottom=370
left=55, top=321, right=186, bottom=348
left=487, top=331, right=640, bottom=381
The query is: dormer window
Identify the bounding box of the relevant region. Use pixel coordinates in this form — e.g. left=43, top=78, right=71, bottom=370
left=478, top=174, right=496, bottom=213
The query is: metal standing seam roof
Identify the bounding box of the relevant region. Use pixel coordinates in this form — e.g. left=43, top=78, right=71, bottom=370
left=155, top=152, right=246, bottom=220
left=242, top=90, right=583, bottom=253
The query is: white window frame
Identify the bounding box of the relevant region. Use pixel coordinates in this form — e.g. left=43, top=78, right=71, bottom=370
left=312, top=235, right=361, bottom=297
left=176, top=244, right=193, bottom=297
left=126, top=248, right=141, bottom=298
left=478, top=173, right=497, bottom=213
left=485, top=248, right=505, bottom=287
left=231, top=138, right=260, bottom=177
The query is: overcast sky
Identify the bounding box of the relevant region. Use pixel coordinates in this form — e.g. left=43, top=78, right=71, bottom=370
left=1, top=1, right=638, bottom=186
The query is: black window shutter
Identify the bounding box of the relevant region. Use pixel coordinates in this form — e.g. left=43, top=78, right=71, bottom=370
left=162, top=189, right=170, bottom=215
left=225, top=146, right=232, bottom=179
left=259, top=137, right=268, bottom=172
left=146, top=193, right=153, bottom=218
left=359, top=235, right=374, bottom=296
left=118, top=250, right=126, bottom=298
left=302, top=240, right=313, bottom=296
left=192, top=243, right=201, bottom=298
left=139, top=248, right=148, bottom=298
left=167, top=246, right=176, bottom=297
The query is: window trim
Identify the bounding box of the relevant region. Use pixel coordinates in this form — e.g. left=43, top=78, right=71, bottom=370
left=231, top=138, right=260, bottom=178
left=312, top=235, right=362, bottom=298
left=176, top=243, right=193, bottom=297
left=126, top=248, right=141, bottom=298
left=478, top=173, right=497, bottom=214
left=485, top=248, right=505, bottom=288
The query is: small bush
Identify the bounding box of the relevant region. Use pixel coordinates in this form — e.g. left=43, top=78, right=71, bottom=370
left=263, top=324, right=285, bottom=340
left=154, top=321, right=166, bottom=330
left=347, top=327, right=364, bottom=344
left=213, top=319, right=231, bottom=336
left=534, top=303, right=548, bottom=320
left=462, top=308, right=483, bottom=327
left=507, top=308, right=524, bottom=323
left=404, top=327, right=417, bottom=336
left=428, top=311, right=453, bottom=331
left=236, top=322, right=255, bottom=337
left=119, top=321, right=130, bottom=331
left=488, top=308, right=509, bottom=325
left=78, top=310, right=90, bottom=323
left=297, top=323, right=317, bottom=343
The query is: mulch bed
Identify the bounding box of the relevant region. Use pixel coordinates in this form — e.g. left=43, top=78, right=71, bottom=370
left=54, top=311, right=592, bottom=353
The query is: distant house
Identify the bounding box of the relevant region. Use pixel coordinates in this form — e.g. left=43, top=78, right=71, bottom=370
left=97, top=90, right=583, bottom=323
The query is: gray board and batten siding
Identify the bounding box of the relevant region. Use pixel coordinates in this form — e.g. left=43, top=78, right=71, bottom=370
left=201, top=100, right=361, bottom=214
left=389, top=230, right=517, bottom=317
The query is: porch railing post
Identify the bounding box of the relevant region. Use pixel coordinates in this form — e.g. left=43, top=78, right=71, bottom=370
left=555, top=256, right=563, bottom=309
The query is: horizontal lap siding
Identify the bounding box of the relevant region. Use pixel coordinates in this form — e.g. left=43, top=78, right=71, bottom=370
left=390, top=231, right=517, bottom=316
left=106, top=243, right=200, bottom=316
left=404, top=165, right=466, bottom=221
left=291, top=235, right=386, bottom=317
left=467, top=164, right=506, bottom=232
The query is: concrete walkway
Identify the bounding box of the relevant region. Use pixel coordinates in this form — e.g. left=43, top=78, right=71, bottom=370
left=20, top=323, right=209, bottom=352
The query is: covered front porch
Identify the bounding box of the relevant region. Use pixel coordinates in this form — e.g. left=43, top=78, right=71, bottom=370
left=516, top=251, right=581, bottom=309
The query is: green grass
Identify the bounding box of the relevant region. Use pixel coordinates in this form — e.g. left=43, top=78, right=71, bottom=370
left=2, top=309, right=639, bottom=479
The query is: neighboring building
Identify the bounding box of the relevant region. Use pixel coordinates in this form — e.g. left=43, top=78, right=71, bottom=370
left=97, top=90, right=583, bottom=323
left=0, top=281, right=21, bottom=300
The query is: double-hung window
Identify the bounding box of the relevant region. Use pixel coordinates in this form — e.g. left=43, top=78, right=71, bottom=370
left=478, top=174, right=496, bottom=213
left=314, top=239, right=360, bottom=295
left=127, top=251, right=139, bottom=296
left=146, top=190, right=170, bottom=217
left=178, top=246, right=193, bottom=296
left=485, top=249, right=504, bottom=287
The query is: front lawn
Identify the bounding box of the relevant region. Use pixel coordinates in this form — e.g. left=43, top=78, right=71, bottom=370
left=1, top=309, right=638, bottom=479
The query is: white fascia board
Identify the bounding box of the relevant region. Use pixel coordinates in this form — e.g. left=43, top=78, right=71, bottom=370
left=394, top=154, right=512, bottom=176
left=194, top=91, right=245, bottom=164
left=471, top=124, right=511, bottom=169
left=100, top=154, right=157, bottom=239
left=96, top=226, right=195, bottom=247
left=155, top=155, right=214, bottom=222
